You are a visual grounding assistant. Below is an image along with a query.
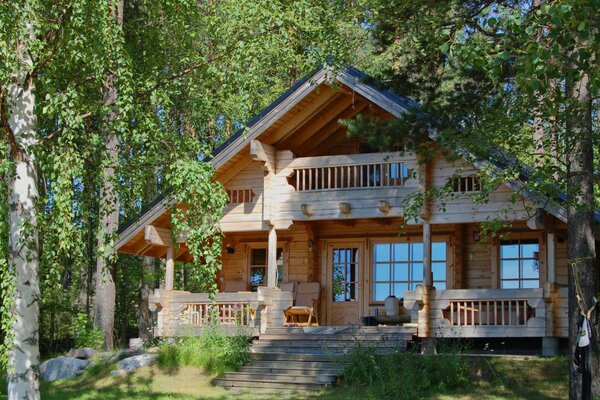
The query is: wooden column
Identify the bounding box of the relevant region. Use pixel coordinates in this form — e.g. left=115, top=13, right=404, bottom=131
left=543, top=232, right=559, bottom=354
left=165, top=247, right=174, bottom=291
left=423, top=222, right=432, bottom=287
left=267, top=226, right=278, bottom=288
left=547, top=232, right=556, bottom=283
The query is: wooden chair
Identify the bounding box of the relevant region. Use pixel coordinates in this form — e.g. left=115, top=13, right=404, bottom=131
left=284, top=282, right=320, bottom=327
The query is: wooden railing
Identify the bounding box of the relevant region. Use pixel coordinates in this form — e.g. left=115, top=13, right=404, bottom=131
left=181, top=302, right=256, bottom=327
left=149, top=290, right=264, bottom=336
left=443, top=299, right=533, bottom=326
left=291, top=161, right=412, bottom=192
left=403, top=288, right=545, bottom=338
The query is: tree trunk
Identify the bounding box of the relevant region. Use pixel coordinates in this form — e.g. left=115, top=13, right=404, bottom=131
left=93, top=0, right=124, bottom=351
left=6, top=50, right=41, bottom=400
left=566, top=73, right=598, bottom=400
left=139, top=256, right=155, bottom=342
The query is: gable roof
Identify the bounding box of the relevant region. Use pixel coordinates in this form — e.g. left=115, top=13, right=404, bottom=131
left=116, top=65, right=578, bottom=251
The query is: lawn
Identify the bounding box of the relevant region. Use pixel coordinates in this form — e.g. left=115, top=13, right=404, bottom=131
left=0, top=356, right=567, bottom=400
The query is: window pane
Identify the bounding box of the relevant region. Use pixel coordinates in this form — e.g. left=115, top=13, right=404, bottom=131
left=522, top=260, right=540, bottom=279
left=432, top=242, right=447, bottom=261
left=521, top=243, right=539, bottom=259
left=411, top=262, right=423, bottom=282
left=393, top=243, right=408, bottom=261
left=374, top=244, right=390, bottom=262
left=393, top=263, right=409, bottom=281
left=392, top=283, right=408, bottom=297
left=251, top=249, right=267, bottom=265
left=411, top=243, right=424, bottom=261
left=501, top=260, right=519, bottom=279
left=500, top=242, right=519, bottom=259
left=333, top=283, right=345, bottom=301
left=348, top=283, right=357, bottom=300
left=501, top=280, right=519, bottom=289
left=250, top=267, right=265, bottom=286
left=374, top=263, right=390, bottom=281
left=434, top=282, right=446, bottom=290
left=522, top=279, right=539, bottom=289
left=432, top=262, right=446, bottom=281
left=348, top=264, right=357, bottom=283
left=374, top=283, right=390, bottom=301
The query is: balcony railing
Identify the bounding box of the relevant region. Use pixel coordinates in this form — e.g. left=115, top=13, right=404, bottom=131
left=283, top=153, right=417, bottom=192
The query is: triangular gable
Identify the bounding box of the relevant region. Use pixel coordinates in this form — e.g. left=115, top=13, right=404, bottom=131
left=116, top=65, right=571, bottom=252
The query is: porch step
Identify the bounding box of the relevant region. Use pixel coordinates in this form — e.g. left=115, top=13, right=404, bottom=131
left=213, top=327, right=414, bottom=395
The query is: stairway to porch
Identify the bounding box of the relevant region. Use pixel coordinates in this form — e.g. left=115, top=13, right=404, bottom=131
left=213, top=325, right=417, bottom=395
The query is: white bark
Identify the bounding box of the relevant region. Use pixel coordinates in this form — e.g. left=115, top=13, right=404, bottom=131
left=7, top=49, right=41, bottom=400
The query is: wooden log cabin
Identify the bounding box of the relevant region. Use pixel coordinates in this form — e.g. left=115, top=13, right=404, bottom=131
left=116, top=66, right=575, bottom=354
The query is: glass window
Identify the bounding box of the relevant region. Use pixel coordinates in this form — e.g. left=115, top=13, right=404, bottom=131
left=250, top=247, right=284, bottom=291
left=372, top=241, right=447, bottom=301
left=499, top=239, right=540, bottom=289
left=332, top=247, right=359, bottom=302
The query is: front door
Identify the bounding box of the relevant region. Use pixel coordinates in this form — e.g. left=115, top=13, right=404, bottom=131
left=327, top=242, right=363, bottom=326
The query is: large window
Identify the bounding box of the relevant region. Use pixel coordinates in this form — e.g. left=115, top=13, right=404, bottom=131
left=332, top=247, right=359, bottom=302
left=499, top=239, right=540, bottom=288
left=373, top=241, right=447, bottom=302
left=249, top=247, right=283, bottom=291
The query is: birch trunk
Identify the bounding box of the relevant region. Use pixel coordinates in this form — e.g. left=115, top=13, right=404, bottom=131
left=6, top=49, right=41, bottom=400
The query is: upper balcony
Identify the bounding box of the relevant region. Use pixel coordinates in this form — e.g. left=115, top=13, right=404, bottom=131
left=271, top=151, right=420, bottom=222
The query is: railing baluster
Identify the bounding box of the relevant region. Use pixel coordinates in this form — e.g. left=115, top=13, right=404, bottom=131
left=341, top=166, right=345, bottom=189
left=509, top=301, right=512, bottom=325
left=327, top=167, right=331, bottom=189
left=516, top=299, right=520, bottom=325
left=296, top=170, right=299, bottom=191
left=478, top=301, right=482, bottom=325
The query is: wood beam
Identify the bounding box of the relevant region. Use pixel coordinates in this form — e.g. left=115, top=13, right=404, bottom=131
left=302, top=101, right=370, bottom=155
left=250, top=140, right=276, bottom=173
left=145, top=225, right=173, bottom=246
left=267, top=226, right=278, bottom=288
left=165, top=247, right=175, bottom=290
left=266, top=86, right=341, bottom=145
left=216, top=154, right=253, bottom=185
left=282, top=94, right=357, bottom=149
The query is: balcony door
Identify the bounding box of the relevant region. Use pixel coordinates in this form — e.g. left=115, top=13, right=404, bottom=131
left=327, top=242, right=363, bottom=326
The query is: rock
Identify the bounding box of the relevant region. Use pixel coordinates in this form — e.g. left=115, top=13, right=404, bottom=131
left=114, top=354, right=159, bottom=374
left=40, top=357, right=90, bottom=382
left=109, top=348, right=144, bottom=363
left=66, top=347, right=97, bottom=360
left=146, top=346, right=160, bottom=354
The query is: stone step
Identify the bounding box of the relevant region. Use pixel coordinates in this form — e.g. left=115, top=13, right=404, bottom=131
left=219, top=372, right=329, bottom=384
left=263, top=326, right=417, bottom=335
left=250, top=346, right=401, bottom=356
left=258, top=333, right=413, bottom=341
left=213, top=377, right=326, bottom=391
left=250, top=352, right=346, bottom=362
left=252, top=339, right=407, bottom=348
left=247, top=360, right=346, bottom=370
left=240, top=365, right=342, bottom=375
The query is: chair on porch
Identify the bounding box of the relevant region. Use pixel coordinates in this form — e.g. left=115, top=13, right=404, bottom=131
left=284, top=282, right=320, bottom=327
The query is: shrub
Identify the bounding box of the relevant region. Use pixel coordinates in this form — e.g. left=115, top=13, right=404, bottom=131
left=72, top=313, right=103, bottom=350
left=157, top=326, right=251, bottom=375
left=341, top=341, right=469, bottom=400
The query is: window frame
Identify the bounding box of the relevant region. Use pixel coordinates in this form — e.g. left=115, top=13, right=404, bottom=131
left=497, top=236, right=542, bottom=289
left=370, top=235, right=451, bottom=304
left=246, top=243, right=287, bottom=291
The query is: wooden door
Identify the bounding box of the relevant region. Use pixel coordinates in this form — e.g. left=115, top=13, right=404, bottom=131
left=327, top=242, right=363, bottom=326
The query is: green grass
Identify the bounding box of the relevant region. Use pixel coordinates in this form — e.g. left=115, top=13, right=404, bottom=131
left=0, top=356, right=567, bottom=400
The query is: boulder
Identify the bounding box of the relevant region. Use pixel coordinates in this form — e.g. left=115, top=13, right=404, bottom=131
left=109, top=348, right=144, bottom=363
left=146, top=346, right=160, bottom=354
left=40, top=357, right=90, bottom=382
left=66, top=347, right=98, bottom=360
left=112, top=354, right=159, bottom=375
